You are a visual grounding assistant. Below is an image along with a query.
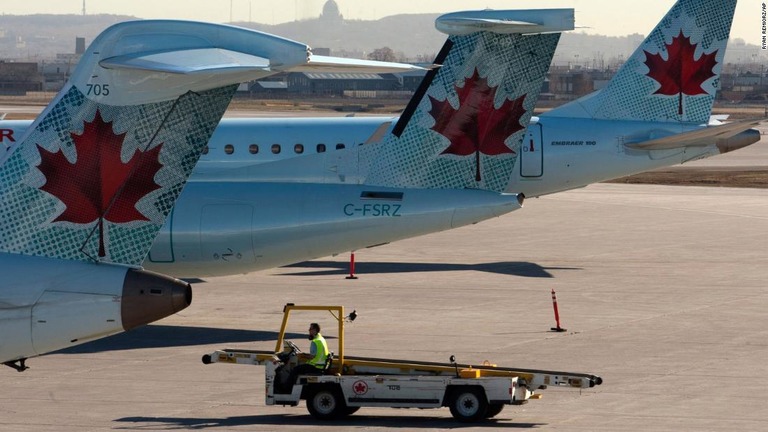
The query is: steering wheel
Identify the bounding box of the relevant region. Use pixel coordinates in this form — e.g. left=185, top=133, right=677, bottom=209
left=285, top=340, right=302, bottom=355
left=277, top=340, right=303, bottom=363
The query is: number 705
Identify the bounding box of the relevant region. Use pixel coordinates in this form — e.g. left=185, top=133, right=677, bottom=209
left=86, top=83, right=110, bottom=96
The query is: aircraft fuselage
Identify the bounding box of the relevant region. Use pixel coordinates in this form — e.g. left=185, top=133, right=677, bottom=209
left=0, top=115, right=755, bottom=278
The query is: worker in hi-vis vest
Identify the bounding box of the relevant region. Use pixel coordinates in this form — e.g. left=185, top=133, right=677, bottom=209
left=286, top=322, right=329, bottom=389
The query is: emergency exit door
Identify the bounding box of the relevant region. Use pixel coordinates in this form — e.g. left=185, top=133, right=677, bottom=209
left=520, top=123, right=543, bottom=178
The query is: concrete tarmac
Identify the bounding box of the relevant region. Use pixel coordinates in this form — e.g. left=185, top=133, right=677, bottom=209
left=1, top=182, right=767, bottom=431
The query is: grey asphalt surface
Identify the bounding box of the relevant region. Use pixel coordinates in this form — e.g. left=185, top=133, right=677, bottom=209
left=2, top=179, right=767, bottom=431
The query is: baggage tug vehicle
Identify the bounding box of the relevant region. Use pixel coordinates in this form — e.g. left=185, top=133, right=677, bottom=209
left=203, top=304, right=602, bottom=423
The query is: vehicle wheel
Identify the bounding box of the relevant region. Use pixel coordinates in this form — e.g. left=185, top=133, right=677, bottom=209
left=449, top=387, right=488, bottom=422
left=306, top=385, right=346, bottom=420
left=485, top=403, right=504, bottom=418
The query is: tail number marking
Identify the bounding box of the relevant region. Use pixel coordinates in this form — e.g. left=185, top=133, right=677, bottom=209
left=86, top=84, right=110, bottom=96
left=344, top=203, right=401, bottom=217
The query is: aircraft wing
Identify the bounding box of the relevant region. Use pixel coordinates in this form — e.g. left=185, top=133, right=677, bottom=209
left=625, top=118, right=765, bottom=150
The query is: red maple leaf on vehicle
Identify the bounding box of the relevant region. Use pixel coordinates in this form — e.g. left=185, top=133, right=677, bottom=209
left=353, top=380, right=368, bottom=395
left=644, top=30, right=719, bottom=115
left=429, top=69, right=525, bottom=182
left=37, top=110, right=163, bottom=257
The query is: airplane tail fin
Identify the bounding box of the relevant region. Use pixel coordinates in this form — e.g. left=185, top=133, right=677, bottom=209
left=544, top=0, right=736, bottom=124
left=364, top=9, right=574, bottom=193
left=0, top=20, right=413, bottom=266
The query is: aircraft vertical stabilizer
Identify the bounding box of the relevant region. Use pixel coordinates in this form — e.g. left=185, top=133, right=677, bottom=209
left=544, top=0, right=737, bottom=124
left=0, top=21, right=322, bottom=266
left=364, top=9, right=574, bottom=193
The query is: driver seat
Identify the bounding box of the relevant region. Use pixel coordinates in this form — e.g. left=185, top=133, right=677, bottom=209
left=322, top=352, right=334, bottom=374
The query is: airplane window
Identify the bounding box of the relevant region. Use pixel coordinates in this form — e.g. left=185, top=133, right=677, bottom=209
left=316, top=143, right=326, bottom=153
left=271, top=144, right=281, bottom=154
left=202, top=146, right=209, bottom=155
left=294, top=144, right=304, bottom=154
left=249, top=144, right=259, bottom=154
left=224, top=144, right=234, bottom=155
left=336, top=143, right=345, bottom=150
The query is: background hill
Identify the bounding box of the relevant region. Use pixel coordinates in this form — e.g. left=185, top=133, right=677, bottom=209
left=0, top=13, right=763, bottom=67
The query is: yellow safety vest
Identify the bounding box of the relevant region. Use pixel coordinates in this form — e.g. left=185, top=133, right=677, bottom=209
left=308, top=333, right=329, bottom=368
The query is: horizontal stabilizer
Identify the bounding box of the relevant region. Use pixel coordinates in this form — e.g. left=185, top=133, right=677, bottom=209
left=709, top=114, right=730, bottom=124
left=626, top=118, right=765, bottom=150
left=436, top=9, right=574, bottom=35
left=75, top=20, right=426, bottom=105
left=295, top=55, right=427, bottom=73
left=101, top=48, right=271, bottom=74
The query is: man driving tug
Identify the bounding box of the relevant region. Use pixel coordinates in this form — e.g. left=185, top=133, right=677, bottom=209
left=278, top=322, right=329, bottom=392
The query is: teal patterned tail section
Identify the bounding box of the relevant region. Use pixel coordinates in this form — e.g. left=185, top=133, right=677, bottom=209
left=365, top=10, right=569, bottom=192
left=0, top=85, right=236, bottom=265
left=545, top=0, right=736, bottom=124
left=0, top=18, right=320, bottom=266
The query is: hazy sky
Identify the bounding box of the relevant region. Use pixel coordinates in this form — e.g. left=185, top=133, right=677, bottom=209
left=0, top=0, right=761, bottom=45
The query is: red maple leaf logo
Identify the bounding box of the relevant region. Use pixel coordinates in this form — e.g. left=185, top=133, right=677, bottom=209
left=37, top=110, right=163, bottom=257
left=644, top=30, right=719, bottom=115
left=353, top=380, right=368, bottom=395
left=429, top=69, right=525, bottom=182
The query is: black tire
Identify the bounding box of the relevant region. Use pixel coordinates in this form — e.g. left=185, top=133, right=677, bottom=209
left=306, top=385, right=347, bottom=420
left=342, top=406, right=360, bottom=417
left=485, top=403, right=505, bottom=418
left=448, top=387, right=488, bottom=423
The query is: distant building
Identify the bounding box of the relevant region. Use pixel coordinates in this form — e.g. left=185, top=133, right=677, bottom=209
left=40, top=38, right=86, bottom=91
left=0, top=61, right=41, bottom=95
left=397, top=67, right=429, bottom=92
left=312, top=47, right=331, bottom=57
left=287, top=72, right=400, bottom=96
left=75, top=37, right=86, bottom=55
left=732, top=72, right=762, bottom=87
left=249, top=80, right=289, bottom=96
left=547, top=66, right=613, bottom=100
left=320, top=0, right=343, bottom=23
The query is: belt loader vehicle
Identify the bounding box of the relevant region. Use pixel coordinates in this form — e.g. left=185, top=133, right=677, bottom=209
left=202, top=304, right=602, bottom=422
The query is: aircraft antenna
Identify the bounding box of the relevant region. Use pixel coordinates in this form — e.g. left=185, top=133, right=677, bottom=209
left=82, top=0, right=86, bottom=16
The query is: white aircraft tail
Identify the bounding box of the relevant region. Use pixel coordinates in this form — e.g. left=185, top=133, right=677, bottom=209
left=364, top=9, right=574, bottom=193
left=545, top=0, right=736, bottom=124
left=0, top=20, right=416, bottom=266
